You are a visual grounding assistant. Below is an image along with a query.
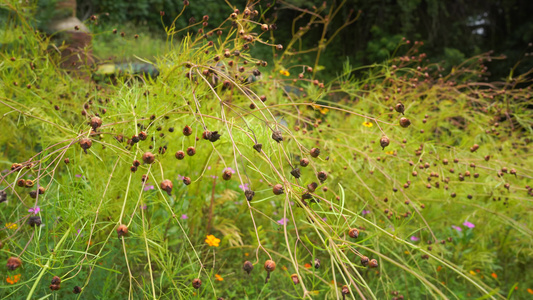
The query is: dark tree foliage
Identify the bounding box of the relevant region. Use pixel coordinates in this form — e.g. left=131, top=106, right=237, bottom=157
left=75, top=0, right=533, bottom=79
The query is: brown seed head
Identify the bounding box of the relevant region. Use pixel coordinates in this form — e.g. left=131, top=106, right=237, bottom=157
left=399, top=117, right=411, bottom=128
left=380, top=136, right=390, bottom=149
left=175, top=151, right=185, bottom=160
left=300, top=158, right=310, bottom=167
left=117, top=224, right=128, bottom=238
left=243, top=260, right=254, bottom=274
left=192, top=278, right=202, bottom=289
left=79, top=138, right=92, bottom=153
left=369, top=259, right=378, bottom=268
left=360, top=256, right=369, bottom=267
left=7, top=257, right=22, bottom=271
left=142, top=152, right=155, bottom=164
left=90, top=116, right=102, bottom=130
left=264, top=260, right=276, bottom=272
left=291, top=274, right=300, bottom=284
left=310, top=148, right=320, bottom=158
left=273, top=184, right=284, bottom=195
left=186, top=147, right=196, bottom=156
left=395, top=103, right=405, bottom=114
left=348, top=228, right=359, bottom=239
left=51, top=276, right=61, bottom=285
left=222, top=169, right=232, bottom=180
left=161, top=179, right=173, bottom=195
left=183, top=125, right=193, bottom=136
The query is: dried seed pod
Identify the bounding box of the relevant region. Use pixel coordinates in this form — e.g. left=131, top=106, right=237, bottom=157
left=222, top=169, right=232, bottom=180
left=484, top=155, right=490, bottom=161
left=300, top=158, right=310, bottom=167
left=192, top=278, right=202, bottom=289
left=348, top=228, right=359, bottom=239
left=276, top=44, right=283, bottom=51
left=25, top=179, right=34, bottom=188
left=142, top=152, right=155, bottom=164
left=360, top=256, right=369, bottom=267
left=272, top=184, right=284, bottom=195
left=314, top=258, right=321, bottom=269
left=38, top=186, right=45, bottom=194
left=79, top=138, right=92, bottom=154
left=49, top=284, right=61, bottom=291
left=291, top=274, right=300, bottom=284
left=399, top=117, right=411, bottom=128
left=245, top=189, right=255, bottom=201
left=17, top=179, right=26, bottom=187
left=395, top=103, right=405, bottom=114
left=253, top=143, right=263, bottom=152
left=175, top=150, right=185, bottom=160
left=51, top=276, right=61, bottom=285
left=183, top=177, right=191, bottom=185
left=470, top=144, right=480, bottom=152
left=290, top=168, right=301, bottom=179
left=183, top=125, right=193, bottom=136
left=161, top=179, right=173, bottom=195
left=90, top=116, right=102, bottom=130
left=64, top=158, right=70, bottom=164
left=28, top=216, right=42, bottom=227
left=264, top=260, right=276, bottom=283
left=186, top=147, right=196, bottom=156
left=138, top=131, right=147, bottom=141
left=203, top=130, right=221, bottom=142
left=272, top=130, right=283, bottom=143
left=117, top=224, right=128, bottom=238
left=317, top=171, right=328, bottom=182
left=242, top=260, right=254, bottom=275
left=11, top=163, right=22, bottom=171
left=261, top=24, right=269, bottom=31
left=310, top=148, right=320, bottom=158
left=307, top=182, right=318, bottom=193
left=341, top=285, right=350, bottom=298
left=380, top=136, right=390, bottom=150
left=7, top=257, right=22, bottom=271
left=73, top=286, right=82, bottom=294
left=369, top=259, right=378, bottom=268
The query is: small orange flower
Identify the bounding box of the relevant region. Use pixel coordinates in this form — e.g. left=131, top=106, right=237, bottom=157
left=215, top=274, right=223, bottom=281
left=304, top=263, right=312, bottom=269
left=491, top=272, right=497, bottom=279
left=244, top=252, right=249, bottom=257
left=362, top=121, right=373, bottom=128
left=475, top=269, right=481, bottom=273
left=437, top=266, right=442, bottom=272
left=205, top=235, right=220, bottom=247
left=527, top=288, right=533, bottom=295
left=6, top=274, right=21, bottom=284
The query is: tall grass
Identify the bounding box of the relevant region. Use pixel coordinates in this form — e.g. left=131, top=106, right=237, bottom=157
left=1, top=1, right=532, bottom=299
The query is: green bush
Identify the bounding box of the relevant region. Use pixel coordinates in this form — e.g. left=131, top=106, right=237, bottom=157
left=1, top=1, right=532, bottom=299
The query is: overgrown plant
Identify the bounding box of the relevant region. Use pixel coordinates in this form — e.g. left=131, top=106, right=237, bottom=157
left=0, top=1, right=532, bottom=299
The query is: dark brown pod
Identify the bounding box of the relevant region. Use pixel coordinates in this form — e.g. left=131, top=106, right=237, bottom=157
left=399, top=117, right=411, bottom=128
left=222, top=169, right=232, bottom=180
left=117, top=224, right=128, bottom=238
left=49, top=284, right=61, bottom=291
left=380, top=136, right=390, bottom=150
left=183, top=125, right=193, bottom=136
left=291, top=274, right=300, bottom=284
left=317, top=171, right=328, bottom=183
left=300, top=158, right=310, bottom=167
left=395, top=103, right=405, bottom=114
left=369, top=259, right=378, bottom=268
left=17, top=179, right=26, bottom=187
left=310, top=148, right=320, bottom=158
left=73, top=286, right=82, bottom=294
left=360, top=256, right=369, bottom=267
left=348, top=228, right=359, bottom=239
left=28, top=216, right=42, bottom=226
left=161, top=179, right=173, bottom=195
left=307, top=182, right=318, bottom=193
left=273, top=184, right=284, bottom=195
left=243, top=260, right=254, bottom=274
left=138, top=131, right=147, bottom=141
left=187, top=147, right=196, bottom=156
left=90, top=116, right=102, bottom=130
left=183, top=177, right=191, bottom=185
left=253, top=143, right=263, bottom=152
left=245, top=189, right=255, bottom=201
left=79, top=138, right=92, bottom=154
left=51, top=276, right=61, bottom=285
left=142, top=152, right=155, bottom=164
left=192, top=278, right=202, bottom=289
left=271, top=130, right=283, bottom=143
left=175, top=151, right=185, bottom=160
left=290, top=168, right=301, bottom=179
left=7, top=257, right=22, bottom=271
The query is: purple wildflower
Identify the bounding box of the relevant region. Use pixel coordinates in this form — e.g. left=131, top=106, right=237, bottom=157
left=362, top=210, right=370, bottom=216
left=463, top=221, right=475, bottom=228
left=452, top=225, right=462, bottom=232
left=143, top=184, right=154, bottom=191
left=28, top=206, right=40, bottom=215
left=181, top=214, right=188, bottom=220
left=277, top=218, right=289, bottom=225
left=225, top=167, right=236, bottom=174
left=239, top=183, right=249, bottom=191
left=410, top=236, right=420, bottom=241
left=177, top=175, right=184, bottom=180
left=75, top=174, right=82, bottom=178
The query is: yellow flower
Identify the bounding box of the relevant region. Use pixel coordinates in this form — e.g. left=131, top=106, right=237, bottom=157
left=279, top=70, right=290, bottom=76
left=362, top=121, right=373, bottom=128
left=205, top=235, right=220, bottom=247
left=215, top=274, right=223, bottom=281
left=386, top=151, right=395, bottom=155
left=244, top=252, right=249, bottom=257
left=6, top=274, right=21, bottom=284
left=469, top=270, right=476, bottom=276
left=6, top=223, right=17, bottom=230
left=319, top=107, right=329, bottom=115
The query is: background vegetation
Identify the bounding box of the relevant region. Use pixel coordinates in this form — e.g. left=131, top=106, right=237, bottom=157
left=0, top=0, right=532, bottom=299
